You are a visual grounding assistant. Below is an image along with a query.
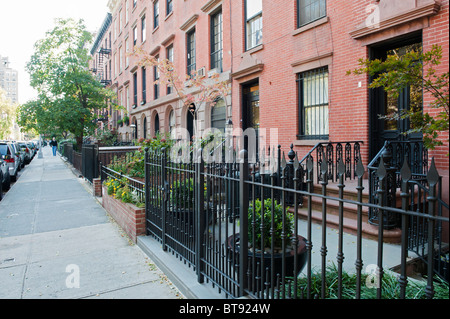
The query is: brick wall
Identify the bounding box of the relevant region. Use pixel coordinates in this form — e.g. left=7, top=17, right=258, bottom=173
left=101, top=186, right=146, bottom=243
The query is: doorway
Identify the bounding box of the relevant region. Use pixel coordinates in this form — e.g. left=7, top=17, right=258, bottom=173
left=242, top=81, right=260, bottom=156
left=369, top=33, right=423, bottom=159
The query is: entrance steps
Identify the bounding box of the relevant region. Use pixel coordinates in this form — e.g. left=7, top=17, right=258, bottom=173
left=291, top=179, right=402, bottom=243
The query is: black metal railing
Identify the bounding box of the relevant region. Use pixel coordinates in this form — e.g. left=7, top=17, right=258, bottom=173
left=100, top=165, right=145, bottom=204
left=142, top=144, right=448, bottom=299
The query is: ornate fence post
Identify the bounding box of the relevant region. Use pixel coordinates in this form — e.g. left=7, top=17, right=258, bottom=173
left=239, top=149, right=249, bottom=297
left=196, top=148, right=205, bottom=284
left=161, top=147, right=167, bottom=252
left=425, top=158, right=439, bottom=299
left=399, top=157, right=411, bottom=299
left=144, top=148, right=149, bottom=236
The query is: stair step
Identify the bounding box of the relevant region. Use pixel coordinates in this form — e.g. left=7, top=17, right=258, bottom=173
left=295, top=207, right=402, bottom=243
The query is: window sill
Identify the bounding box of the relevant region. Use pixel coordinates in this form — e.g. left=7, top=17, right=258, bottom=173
left=245, top=44, right=264, bottom=55
left=165, top=11, right=173, bottom=21
left=152, top=26, right=160, bottom=34
left=292, top=16, right=329, bottom=36
left=294, top=137, right=329, bottom=147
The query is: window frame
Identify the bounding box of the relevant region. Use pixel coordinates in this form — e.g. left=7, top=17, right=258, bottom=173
left=166, top=45, right=174, bottom=94
left=186, top=29, right=196, bottom=77
left=297, top=66, right=329, bottom=140
left=210, top=9, right=223, bottom=72
left=245, top=0, right=263, bottom=51
left=297, top=0, right=326, bottom=28
left=141, top=15, right=146, bottom=43
left=153, top=0, right=160, bottom=29
left=154, top=55, right=160, bottom=100
left=133, top=72, right=138, bottom=107
left=166, top=0, right=173, bottom=16
left=141, top=67, right=147, bottom=104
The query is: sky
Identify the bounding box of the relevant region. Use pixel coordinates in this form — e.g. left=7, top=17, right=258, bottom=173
left=0, top=0, right=110, bottom=105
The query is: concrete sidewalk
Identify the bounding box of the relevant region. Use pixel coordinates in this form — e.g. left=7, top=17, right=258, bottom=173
left=0, top=146, right=183, bottom=299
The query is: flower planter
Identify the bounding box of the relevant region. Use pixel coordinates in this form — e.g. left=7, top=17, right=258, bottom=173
left=227, top=233, right=307, bottom=278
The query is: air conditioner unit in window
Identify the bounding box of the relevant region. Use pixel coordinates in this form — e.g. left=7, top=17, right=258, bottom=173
left=197, top=67, right=206, bottom=77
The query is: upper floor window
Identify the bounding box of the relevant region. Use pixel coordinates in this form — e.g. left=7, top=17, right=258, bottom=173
left=125, top=0, right=129, bottom=24
left=297, top=0, right=326, bottom=28
left=154, top=1, right=160, bottom=29
left=166, top=45, right=174, bottom=94
left=298, top=67, right=329, bottom=139
left=141, top=15, right=146, bottom=42
left=187, top=29, right=196, bottom=77
left=211, top=10, right=223, bottom=72
left=167, top=0, right=173, bottom=16
left=133, top=0, right=137, bottom=9
left=133, top=25, right=138, bottom=46
left=142, top=67, right=147, bottom=103
left=246, top=0, right=262, bottom=50
left=154, top=55, right=160, bottom=99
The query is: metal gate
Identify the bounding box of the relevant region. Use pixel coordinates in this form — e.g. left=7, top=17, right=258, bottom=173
left=82, top=144, right=99, bottom=183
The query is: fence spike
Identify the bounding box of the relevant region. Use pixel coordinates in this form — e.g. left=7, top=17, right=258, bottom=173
left=306, top=155, right=313, bottom=172
left=281, top=151, right=287, bottom=169
left=426, top=157, right=439, bottom=186
left=400, top=157, right=411, bottom=182
left=337, top=158, right=345, bottom=176
left=356, top=158, right=365, bottom=178
left=293, top=152, right=299, bottom=170
left=320, top=154, right=328, bottom=175
left=377, top=157, right=386, bottom=179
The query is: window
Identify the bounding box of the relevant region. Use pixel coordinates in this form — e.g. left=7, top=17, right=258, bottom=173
left=133, top=25, right=138, bottom=46
left=133, top=72, right=138, bottom=106
left=126, top=86, right=130, bottom=111
left=298, top=67, right=329, bottom=138
left=211, top=10, right=223, bottom=71
left=142, top=67, right=147, bottom=103
left=125, top=0, right=129, bottom=24
left=166, top=45, right=174, bottom=94
left=154, top=56, right=160, bottom=99
left=133, top=0, right=137, bottom=9
left=187, top=29, right=196, bottom=77
left=167, top=0, right=173, bottom=16
left=143, top=117, right=147, bottom=138
left=141, top=15, right=146, bottom=42
left=125, top=38, right=130, bottom=67
left=169, top=109, right=175, bottom=133
left=154, top=113, right=160, bottom=135
left=297, top=0, right=326, bottom=28
left=211, top=98, right=226, bottom=133
left=119, top=8, right=123, bottom=31
left=154, top=1, right=159, bottom=29
left=119, top=45, right=123, bottom=72
left=246, top=0, right=262, bottom=50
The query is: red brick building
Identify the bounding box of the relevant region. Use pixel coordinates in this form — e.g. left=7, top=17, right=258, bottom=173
left=91, top=0, right=448, bottom=201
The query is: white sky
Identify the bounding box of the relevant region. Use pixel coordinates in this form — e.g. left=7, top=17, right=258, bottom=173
left=0, top=0, right=110, bottom=105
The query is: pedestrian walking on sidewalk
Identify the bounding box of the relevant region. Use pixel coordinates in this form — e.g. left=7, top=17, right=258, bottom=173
left=50, top=137, right=58, bottom=156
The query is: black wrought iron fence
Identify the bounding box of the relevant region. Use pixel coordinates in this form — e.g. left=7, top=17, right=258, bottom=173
left=100, top=165, right=145, bottom=204
left=143, top=145, right=448, bottom=299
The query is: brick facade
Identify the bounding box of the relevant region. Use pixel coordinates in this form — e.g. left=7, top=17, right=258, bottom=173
left=92, top=0, right=448, bottom=195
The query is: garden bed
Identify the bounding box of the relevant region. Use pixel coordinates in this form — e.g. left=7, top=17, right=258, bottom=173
left=101, top=185, right=146, bottom=243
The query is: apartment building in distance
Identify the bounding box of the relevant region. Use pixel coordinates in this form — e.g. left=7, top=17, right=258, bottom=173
left=91, top=0, right=448, bottom=203
left=0, top=55, right=19, bottom=104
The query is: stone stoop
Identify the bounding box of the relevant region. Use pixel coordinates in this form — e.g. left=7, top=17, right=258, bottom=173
left=292, top=180, right=402, bottom=243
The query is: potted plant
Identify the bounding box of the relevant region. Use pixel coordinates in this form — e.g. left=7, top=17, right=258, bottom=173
left=117, top=119, right=123, bottom=127
left=170, top=177, right=195, bottom=225
left=123, top=115, right=130, bottom=126
left=227, top=198, right=307, bottom=279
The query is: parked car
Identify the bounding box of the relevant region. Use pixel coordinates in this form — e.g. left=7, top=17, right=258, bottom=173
left=10, top=142, right=25, bottom=170
left=0, top=156, right=10, bottom=192
left=0, top=141, right=19, bottom=182
left=18, top=142, right=32, bottom=165
left=26, top=141, right=36, bottom=158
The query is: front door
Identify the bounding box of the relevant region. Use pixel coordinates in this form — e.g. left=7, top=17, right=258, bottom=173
left=369, top=36, right=423, bottom=159
left=242, top=81, right=260, bottom=158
